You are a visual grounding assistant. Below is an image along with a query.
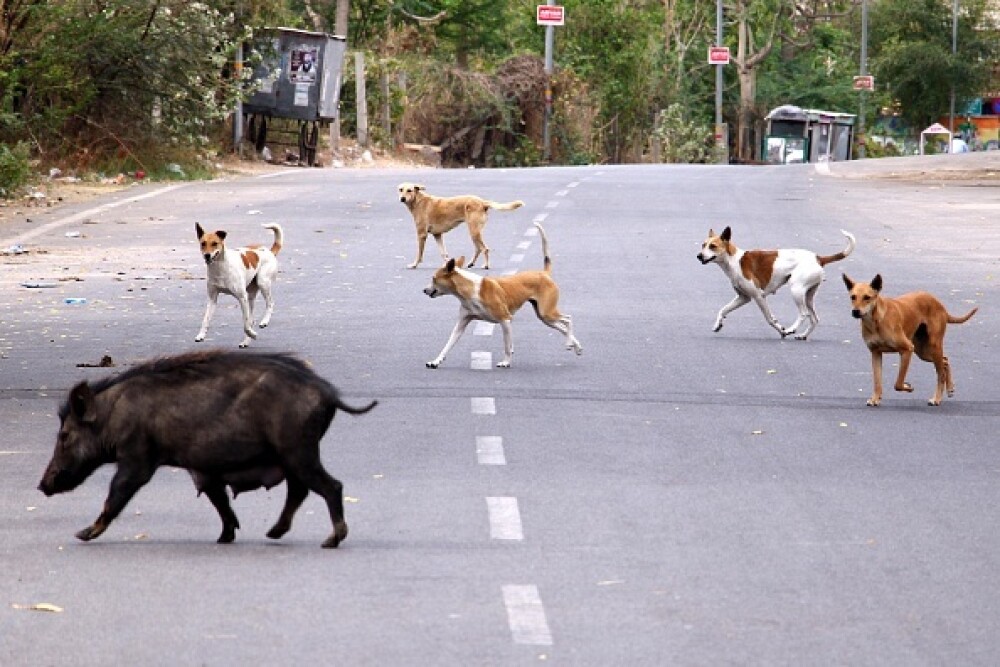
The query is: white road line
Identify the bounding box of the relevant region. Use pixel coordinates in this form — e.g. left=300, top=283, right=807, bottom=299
left=532, top=213, right=548, bottom=224
left=471, top=351, right=492, bottom=370
left=567, top=181, right=580, bottom=188
left=516, top=240, right=531, bottom=250
left=473, top=321, right=496, bottom=336
left=544, top=201, right=560, bottom=209
left=502, top=585, right=553, bottom=646
left=471, top=397, right=496, bottom=415
left=509, top=253, right=525, bottom=264
left=2, top=184, right=188, bottom=246
left=476, top=436, right=506, bottom=465
left=487, top=497, right=524, bottom=540
left=524, top=226, right=539, bottom=237
left=555, top=189, right=569, bottom=197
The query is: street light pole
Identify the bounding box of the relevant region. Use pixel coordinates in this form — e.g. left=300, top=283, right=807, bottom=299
left=858, top=0, right=868, bottom=159
left=715, top=0, right=724, bottom=162
left=949, top=0, right=958, bottom=140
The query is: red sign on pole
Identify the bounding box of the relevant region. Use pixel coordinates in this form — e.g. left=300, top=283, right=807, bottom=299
left=537, top=5, right=565, bottom=26
left=853, top=75, right=875, bottom=91
left=708, top=46, right=730, bottom=65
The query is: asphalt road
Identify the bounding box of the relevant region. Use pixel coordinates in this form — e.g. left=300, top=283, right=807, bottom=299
left=1, top=157, right=999, bottom=665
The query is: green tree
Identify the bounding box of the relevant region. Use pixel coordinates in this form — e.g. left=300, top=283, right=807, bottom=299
left=869, top=0, right=998, bottom=130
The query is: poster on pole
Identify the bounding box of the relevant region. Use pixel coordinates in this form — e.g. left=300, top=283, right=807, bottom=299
left=537, top=5, right=565, bottom=26
left=708, top=46, right=730, bottom=65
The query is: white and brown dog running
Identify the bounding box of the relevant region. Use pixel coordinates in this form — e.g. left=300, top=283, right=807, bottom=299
left=195, top=222, right=283, bottom=348
left=843, top=273, right=977, bottom=406
left=697, top=226, right=855, bottom=339
left=423, top=222, right=582, bottom=368
left=398, top=182, right=524, bottom=270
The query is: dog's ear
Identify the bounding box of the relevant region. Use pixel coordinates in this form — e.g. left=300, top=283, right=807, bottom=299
left=195, top=222, right=205, bottom=239
left=217, top=230, right=227, bottom=241
left=720, top=227, right=731, bottom=242
left=445, top=258, right=456, bottom=272
left=454, top=256, right=466, bottom=268
left=871, top=274, right=882, bottom=293
left=842, top=273, right=854, bottom=291
left=415, top=184, right=425, bottom=192
left=707, top=228, right=715, bottom=237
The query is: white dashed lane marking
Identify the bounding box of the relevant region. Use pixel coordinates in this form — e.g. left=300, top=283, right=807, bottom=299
left=487, top=497, right=524, bottom=540
left=502, top=585, right=553, bottom=646
left=470, top=351, right=492, bottom=370
left=516, top=240, right=531, bottom=250
left=508, top=253, right=525, bottom=264
left=471, top=397, right=496, bottom=415
left=476, top=436, right=506, bottom=465
left=544, top=201, right=559, bottom=209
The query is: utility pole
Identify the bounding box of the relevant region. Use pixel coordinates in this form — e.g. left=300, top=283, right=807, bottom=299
left=858, top=0, right=868, bottom=158
left=537, top=5, right=564, bottom=162
left=949, top=0, right=958, bottom=141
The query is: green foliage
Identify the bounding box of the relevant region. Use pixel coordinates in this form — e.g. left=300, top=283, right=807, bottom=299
left=869, top=0, right=998, bottom=129
left=0, top=142, right=32, bottom=198
left=652, top=103, right=716, bottom=164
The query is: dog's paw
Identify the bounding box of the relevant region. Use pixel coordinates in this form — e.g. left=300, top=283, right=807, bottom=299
left=194, top=334, right=205, bottom=343
left=425, top=360, right=441, bottom=369
left=496, top=360, right=511, bottom=368
left=794, top=333, right=809, bottom=341
left=712, top=323, right=723, bottom=333
left=896, top=382, right=913, bottom=393
left=407, top=262, right=419, bottom=270
left=927, top=398, right=941, bottom=406
left=866, top=398, right=881, bottom=407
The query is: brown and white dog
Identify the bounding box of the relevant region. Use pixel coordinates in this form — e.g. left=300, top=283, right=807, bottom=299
left=398, top=182, right=524, bottom=270
left=423, top=222, right=582, bottom=368
left=195, top=222, right=283, bottom=348
left=697, top=226, right=855, bottom=339
left=842, top=273, right=977, bottom=406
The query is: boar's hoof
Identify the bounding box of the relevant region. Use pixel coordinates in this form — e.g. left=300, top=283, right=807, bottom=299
left=321, top=522, right=349, bottom=549
left=75, top=525, right=105, bottom=542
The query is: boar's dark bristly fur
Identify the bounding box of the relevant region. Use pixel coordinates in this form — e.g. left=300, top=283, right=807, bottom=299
left=38, top=350, right=377, bottom=548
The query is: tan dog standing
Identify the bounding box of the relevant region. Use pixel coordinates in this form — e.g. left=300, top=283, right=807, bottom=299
left=842, top=273, right=977, bottom=406
left=423, top=222, right=582, bottom=368
left=697, top=226, right=855, bottom=339
left=398, top=182, right=524, bottom=270
left=195, top=222, right=283, bottom=348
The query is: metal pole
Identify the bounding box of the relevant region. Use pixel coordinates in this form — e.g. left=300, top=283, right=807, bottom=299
left=543, top=25, right=554, bottom=162
left=233, top=42, right=244, bottom=155
left=715, top=0, right=722, bottom=129
left=858, top=0, right=867, bottom=158
left=949, top=0, right=958, bottom=141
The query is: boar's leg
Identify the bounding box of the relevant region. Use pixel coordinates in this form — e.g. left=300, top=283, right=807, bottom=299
left=76, top=465, right=154, bottom=542
left=295, top=467, right=349, bottom=549
left=202, top=481, right=242, bottom=544
left=266, top=476, right=308, bottom=541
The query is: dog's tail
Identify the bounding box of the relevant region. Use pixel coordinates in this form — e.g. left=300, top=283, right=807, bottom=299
left=263, top=224, right=284, bottom=255
left=817, top=230, right=856, bottom=267
left=488, top=200, right=525, bottom=212
left=948, top=307, right=978, bottom=324
left=534, top=222, right=553, bottom=273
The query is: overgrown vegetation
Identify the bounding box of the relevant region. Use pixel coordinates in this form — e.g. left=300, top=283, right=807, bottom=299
left=0, top=0, right=997, bottom=197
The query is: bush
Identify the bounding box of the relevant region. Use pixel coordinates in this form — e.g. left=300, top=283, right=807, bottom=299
left=0, top=142, right=31, bottom=198
left=652, top=104, right=716, bottom=164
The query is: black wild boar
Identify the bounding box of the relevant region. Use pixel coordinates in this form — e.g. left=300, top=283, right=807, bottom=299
left=38, top=350, right=377, bottom=548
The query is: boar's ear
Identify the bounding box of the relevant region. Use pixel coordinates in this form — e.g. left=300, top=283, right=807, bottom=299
left=69, top=382, right=97, bottom=424
left=871, top=274, right=882, bottom=293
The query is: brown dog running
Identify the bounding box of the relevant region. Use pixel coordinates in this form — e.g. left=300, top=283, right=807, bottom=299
left=398, top=182, right=524, bottom=270
left=423, top=222, right=582, bottom=368
left=843, top=273, right=978, bottom=406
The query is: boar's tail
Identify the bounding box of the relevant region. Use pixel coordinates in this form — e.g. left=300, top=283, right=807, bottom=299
left=336, top=398, right=378, bottom=415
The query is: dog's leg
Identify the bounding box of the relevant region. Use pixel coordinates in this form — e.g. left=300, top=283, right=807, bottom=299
left=255, top=273, right=275, bottom=328
left=787, top=284, right=815, bottom=339
left=943, top=356, right=956, bottom=397
left=928, top=354, right=948, bottom=406
left=497, top=320, right=514, bottom=367
left=540, top=314, right=583, bottom=355
left=713, top=294, right=750, bottom=332
left=236, top=290, right=258, bottom=348
left=797, top=284, right=821, bottom=340
left=408, top=233, right=429, bottom=269
left=466, top=219, right=489, bottom=269
left=195, top=290, right=219, bottom=342
left=427, top=312, right=474, bottom=368
left=432, top=233, right=449, bottom=262
left=867, top=350, right=883, bottom=406
left=750, top=294, right=789, bottom=337
left=893, top=344, right=915, bottom=395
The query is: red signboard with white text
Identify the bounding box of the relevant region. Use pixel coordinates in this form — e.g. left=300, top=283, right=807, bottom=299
left=537, top=5, right=565, bottom=26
